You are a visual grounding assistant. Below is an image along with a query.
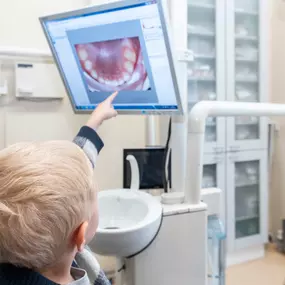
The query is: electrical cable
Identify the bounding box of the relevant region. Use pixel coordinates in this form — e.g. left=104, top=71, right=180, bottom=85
left=126, top=212, right=163, bottom=259
left=162, top=117, right=172, bottom=193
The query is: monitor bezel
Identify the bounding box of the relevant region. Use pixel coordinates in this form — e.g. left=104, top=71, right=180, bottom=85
left=39, top=0, right=183, bottom=115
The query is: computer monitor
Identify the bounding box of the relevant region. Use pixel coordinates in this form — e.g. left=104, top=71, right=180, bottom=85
left=40, top=0, right=182, bottom=115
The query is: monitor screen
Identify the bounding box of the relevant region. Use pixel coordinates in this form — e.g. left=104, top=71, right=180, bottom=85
left=40, top=0, right=182, bottom=115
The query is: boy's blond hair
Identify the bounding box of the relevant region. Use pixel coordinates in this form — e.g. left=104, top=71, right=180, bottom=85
left=0, top=141, right=96, bottom=269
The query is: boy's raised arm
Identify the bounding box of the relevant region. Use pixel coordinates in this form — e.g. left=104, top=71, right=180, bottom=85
left=73, top=92, right=118, bottom=168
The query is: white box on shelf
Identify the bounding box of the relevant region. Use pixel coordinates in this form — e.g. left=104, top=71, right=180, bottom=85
left=0, top=79, right=8, bottom=95
left=201, top=187, right=221, bottom=216
left=203, top=153, right=226, bottom=223
left=15, top=62, right=64, bottom=99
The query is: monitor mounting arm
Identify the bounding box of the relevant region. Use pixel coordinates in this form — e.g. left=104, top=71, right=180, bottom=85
left=185, top=101, right=285, bottom=205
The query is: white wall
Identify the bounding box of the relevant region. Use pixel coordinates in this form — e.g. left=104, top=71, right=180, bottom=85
left=269, top=0, right=285, bottom=235
left=0, top=0, right=146, bottom=190
left=0, top=0, right=88, bottom=49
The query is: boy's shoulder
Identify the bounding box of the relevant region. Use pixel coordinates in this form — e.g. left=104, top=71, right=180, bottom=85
left=0, top=262, right=111, bottom=285
left=0, top=263, right=58, bottom=285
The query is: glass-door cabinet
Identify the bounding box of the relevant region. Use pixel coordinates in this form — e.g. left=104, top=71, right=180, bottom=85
left=226, top=150, right=268, bottom=251
left=187, top=0, right=226, bottom=154
left=226, top=0, right=268, bottom=152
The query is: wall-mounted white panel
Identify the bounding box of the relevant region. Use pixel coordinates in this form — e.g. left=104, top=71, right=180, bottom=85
left=15, top=62, right=65, bottom=99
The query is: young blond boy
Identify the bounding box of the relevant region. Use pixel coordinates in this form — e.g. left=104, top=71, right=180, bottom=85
left=0, top=92, right=118, bottom=285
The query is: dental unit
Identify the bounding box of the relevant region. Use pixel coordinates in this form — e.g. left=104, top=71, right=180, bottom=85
left=0, top=0, right=275, bottom=284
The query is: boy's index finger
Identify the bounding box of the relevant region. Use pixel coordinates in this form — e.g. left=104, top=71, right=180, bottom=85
left=108, top=91, right=118, bottom=103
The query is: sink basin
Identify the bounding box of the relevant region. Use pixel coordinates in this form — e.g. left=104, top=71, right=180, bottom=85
left=89, top=189, right=163, bottom=257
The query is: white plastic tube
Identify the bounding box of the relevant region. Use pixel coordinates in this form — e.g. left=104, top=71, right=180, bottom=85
left=168, top=0, right=188, bottom=193
left=145, top=116, right=158, bottom=146
left=126, top=155, right=140, bottom=190
left=186, top=101, right=285, bottom=204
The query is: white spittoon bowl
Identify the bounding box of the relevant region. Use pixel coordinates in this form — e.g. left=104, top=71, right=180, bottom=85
left=89, top=189, right=163, bottom=257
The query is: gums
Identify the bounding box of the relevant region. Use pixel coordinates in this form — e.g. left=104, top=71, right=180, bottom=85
left=75, top=37, right=150, bottom=92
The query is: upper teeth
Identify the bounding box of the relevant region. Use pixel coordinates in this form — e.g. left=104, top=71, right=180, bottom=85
left=123, top=72, right=131, bottom=82
left=98, top=77, right=105, bottom=83
left=124, top=61, right=134, bottom=73
left=84, top=60, right=93, bottom=71
left=107, top=80, right=118, bottom=86
left=79, top=49, right=88, bottom=61
left=91, top=70, right=98, bottom=79
left=124, top=49, right=136, bottom=62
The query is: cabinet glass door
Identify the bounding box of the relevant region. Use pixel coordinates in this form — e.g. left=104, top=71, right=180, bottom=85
left=227, top=150, right=267, bottom=251
left=234, top=0, right=260, bottom=142
left=187, top=0, right=226, bottom=154
left=226, top=0, right=267, bottom=151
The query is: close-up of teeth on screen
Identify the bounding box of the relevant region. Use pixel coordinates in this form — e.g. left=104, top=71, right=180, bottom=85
left=75, top=37, right=151, bottom=92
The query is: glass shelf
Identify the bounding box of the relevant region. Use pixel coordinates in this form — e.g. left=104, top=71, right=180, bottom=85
left=235, top=78, right=258, bottom=83
left=235, top=57, right=258, bottom=63
left=188, top=2, right=215, bottom=10
left=195, top=54, right=216, bottom=60
left=235, top=35, right=258, bottom=42
left=235, top=181, right=259, bottom=188
left=236, top=215, right=259, bottom=222
left=188, top=29, right=215, bottom=38
left=235, top=9, right=258, bottom=16
left=235, top=122, right=258, bottom=126
left=188, top=76, right=216, bottom=82
left=188, top=0, right=215, bottom=7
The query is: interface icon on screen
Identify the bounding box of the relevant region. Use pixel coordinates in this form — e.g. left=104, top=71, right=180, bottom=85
left=75, top=37, right=151, bottom=92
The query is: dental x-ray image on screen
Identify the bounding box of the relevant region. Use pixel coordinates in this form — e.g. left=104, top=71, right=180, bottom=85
left=75, top=37, right=151, bottom=92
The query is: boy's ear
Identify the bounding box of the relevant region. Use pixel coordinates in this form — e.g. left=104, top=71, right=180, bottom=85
left=73, top=221, right=89, bottom=252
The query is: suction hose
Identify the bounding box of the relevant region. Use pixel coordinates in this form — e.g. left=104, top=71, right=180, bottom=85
left=126, top=155, right=140, bottom=190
